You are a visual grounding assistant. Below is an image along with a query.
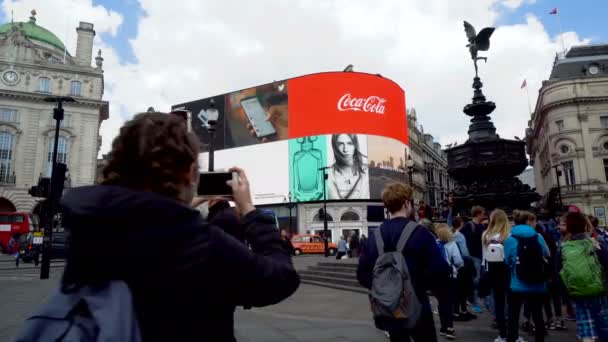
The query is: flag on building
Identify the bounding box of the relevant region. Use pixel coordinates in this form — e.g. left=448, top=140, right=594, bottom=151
left=521, top=79, right=527, bottom=89
left=549, top=8, right=558, bottom=15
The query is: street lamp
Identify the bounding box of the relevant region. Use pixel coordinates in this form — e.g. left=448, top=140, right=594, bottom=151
left=204, top=99, right=220, bottom=171
left=40, top=96, right=74, bottom=280
left=287, top=192, right=293, bottom=234
left=406, top=155, right=414, bottom=187
left=406, top=155, right=416, bottom=221
left=552, top=164, right=563, bottom=210
left=319, top=166, right=330, bottom=257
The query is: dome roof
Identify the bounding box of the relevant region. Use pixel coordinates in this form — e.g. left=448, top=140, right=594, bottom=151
left=0, top=20, right=66, bottom=51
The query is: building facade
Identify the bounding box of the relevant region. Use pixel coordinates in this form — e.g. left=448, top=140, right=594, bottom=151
left=407, top=108, right=453, bottom=210
left=0, top=11, right=108, bottom=213
left=527, top=44, right=608, bottom=219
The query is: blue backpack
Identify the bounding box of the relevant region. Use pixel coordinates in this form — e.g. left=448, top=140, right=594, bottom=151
left=13, top=281, right=142, bottom=342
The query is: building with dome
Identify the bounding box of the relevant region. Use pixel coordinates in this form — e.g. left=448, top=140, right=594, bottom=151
left=0, top=11, right=108, bottom=213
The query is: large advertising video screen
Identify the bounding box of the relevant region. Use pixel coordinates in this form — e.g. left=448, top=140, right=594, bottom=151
left=173, top=72, right=409, bottom=205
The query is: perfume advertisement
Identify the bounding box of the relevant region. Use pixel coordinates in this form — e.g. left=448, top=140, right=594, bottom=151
left=325, top=134, right=370, bottom=200
left=368, top=135, right=410, bottom=199
left=288, top=136, right=328, bottom=202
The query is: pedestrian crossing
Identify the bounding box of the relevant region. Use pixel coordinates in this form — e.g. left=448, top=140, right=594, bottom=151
left=0, top=261, right=65, bottom=281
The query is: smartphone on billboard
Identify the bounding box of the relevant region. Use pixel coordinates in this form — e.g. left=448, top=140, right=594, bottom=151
left=240, top=96, right=276, bottom=139
left=197, top=171, right=236, bottom=197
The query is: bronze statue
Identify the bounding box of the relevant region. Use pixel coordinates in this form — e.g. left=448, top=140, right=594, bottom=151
left=464, top=21, right=495, bottom=77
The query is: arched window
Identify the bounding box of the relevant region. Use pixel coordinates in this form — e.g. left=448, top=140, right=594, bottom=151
left=313, top=210, right=333, bottom=222
left=340, top=210, right=360, bottom=221
left=70, top=81, right=81, bottom=97
left=39, top=77, right=50, bottom=93
left=46, top=136, right=69, bottom=177
left=0, top=132, right=14, bottom=183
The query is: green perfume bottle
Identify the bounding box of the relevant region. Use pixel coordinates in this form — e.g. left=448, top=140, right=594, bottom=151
left=293, top=137, right=324, bottom=201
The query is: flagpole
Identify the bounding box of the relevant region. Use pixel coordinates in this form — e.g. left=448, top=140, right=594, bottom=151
left=556, top=10, right=566, bottom=57
left=525, top=84, right=533, bottom=115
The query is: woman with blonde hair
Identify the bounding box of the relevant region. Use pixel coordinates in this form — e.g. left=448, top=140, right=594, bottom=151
left=436, top=223, right=464, bottom=339
left=482, top=209, right=511, bottom=342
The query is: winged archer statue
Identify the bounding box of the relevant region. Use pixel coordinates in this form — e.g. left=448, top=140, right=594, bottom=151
left=464, top=21, right=495, bottom=77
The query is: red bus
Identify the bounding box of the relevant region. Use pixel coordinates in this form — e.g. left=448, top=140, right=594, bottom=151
left=0, top=212, right=34, bottom=253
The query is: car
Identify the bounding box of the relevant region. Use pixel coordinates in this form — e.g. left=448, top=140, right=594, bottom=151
left=291, top=234, right=337, bottom=256
left=50, top=231, right=67, bottom=260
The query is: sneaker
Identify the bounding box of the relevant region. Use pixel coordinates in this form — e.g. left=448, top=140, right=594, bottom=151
left=521, top=321, right=533, bottom=333
left=439, top=328, right=447, bottom=336
left=546, top=318, right=556, bottom=330
left=554, top=319, right=566, bottom=330
left=472, top=305, right=482, bottom=314
left=463, top=311, right=477, bottom=320
left=494, top=337, right=507, bottom=342
left=445, top=327, right=456, bottom=340
left=453, top=313, right=469, bottom=322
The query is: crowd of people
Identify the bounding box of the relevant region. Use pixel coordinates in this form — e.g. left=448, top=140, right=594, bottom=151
left=357, top=182, right=608, bottom=342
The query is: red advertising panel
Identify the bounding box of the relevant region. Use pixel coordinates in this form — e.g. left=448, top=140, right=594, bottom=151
left=287, top=72, right=408, bottom=145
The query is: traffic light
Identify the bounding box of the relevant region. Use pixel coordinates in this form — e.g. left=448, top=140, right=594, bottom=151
left=28, top=177, right=50, bottom=198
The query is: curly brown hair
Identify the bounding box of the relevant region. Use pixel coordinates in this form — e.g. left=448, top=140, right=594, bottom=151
left=101, top=112, right=200, bottom=200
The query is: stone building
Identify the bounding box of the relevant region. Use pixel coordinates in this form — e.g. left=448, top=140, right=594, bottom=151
left=527, top=44, right=608, bottom=219
left=407, top=108, right=453, bottom=210
left=0, top=11, right=108, bottom=213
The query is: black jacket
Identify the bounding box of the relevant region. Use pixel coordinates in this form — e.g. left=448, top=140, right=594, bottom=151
left=60, top=186, right=300, bottom=342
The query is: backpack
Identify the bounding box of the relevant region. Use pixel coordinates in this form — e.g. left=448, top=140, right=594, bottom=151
left=486, top=241, right=505, bottom=263
left=514, top=235, right=548, bottom=285
left=369, top=222, right=421, bottom=330
left=13, top=281, right=142, bottom=342
left=560, top=239, right=606, bottom=297
left=436, top=240, right=448, bottom=264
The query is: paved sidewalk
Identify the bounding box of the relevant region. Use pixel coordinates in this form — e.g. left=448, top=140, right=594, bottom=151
left=0, top=254, right=580, bottom=341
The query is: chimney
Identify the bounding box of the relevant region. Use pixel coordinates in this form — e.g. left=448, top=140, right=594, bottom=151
left=75, top=22, right=95, bottom=66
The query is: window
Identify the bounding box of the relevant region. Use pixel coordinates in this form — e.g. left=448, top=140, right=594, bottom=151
left=0, top=132, right=14, bottom=183
left=560, top=145, right=569, bottom=154
left=312, top=210, right=333, bottom=222
left=604, top=142, right=608, bottom=151
left=46, top=136, right=69, bottom=177
left=604, top=159, right=608, bottom=182
left=311, top=236, right=322, bottom=243
left=556, top=120, right=564, bottom=131
left=70, top=81, right=81, bottom=96
left=340, top=211, right=360, bottom=221
left=561, top=161, right=576, bottom=189
left=0, top=109, right=16, bottom=122
left=601, top=116, right=608, bottom=129
left=39, top=77, right=50, bottom=93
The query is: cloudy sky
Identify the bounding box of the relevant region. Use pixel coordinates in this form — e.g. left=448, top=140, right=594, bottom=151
left=1, top=0, right=605, bottom=155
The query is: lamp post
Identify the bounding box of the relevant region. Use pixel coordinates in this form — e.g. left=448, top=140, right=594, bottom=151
left=406, top=155, right=416, bottom=221
left=40, top=96, right=74, bottom=280
left=406, top=155, right=414, bottom=187
left=205, top=99, right=219, bottom=171
left=288, top=192, right=293, bottom=234
left=552, top=164, right=563, bottom=210
left=319, top=167, right=330, bottom=257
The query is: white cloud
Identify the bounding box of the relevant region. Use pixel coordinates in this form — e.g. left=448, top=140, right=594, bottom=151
left=2, top=0, right=590, bottom=156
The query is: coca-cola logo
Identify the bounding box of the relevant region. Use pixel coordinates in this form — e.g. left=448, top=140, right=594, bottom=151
left=337, top=94, right=386, bottom=114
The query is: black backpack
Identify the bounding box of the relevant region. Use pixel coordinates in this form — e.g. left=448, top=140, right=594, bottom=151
left=514, top=235, right=548, bottom=284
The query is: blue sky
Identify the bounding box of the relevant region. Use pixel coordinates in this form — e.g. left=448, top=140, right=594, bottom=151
left=497, top=0, right=607, bottom=42
left=92, top=0, right=142, bottom=64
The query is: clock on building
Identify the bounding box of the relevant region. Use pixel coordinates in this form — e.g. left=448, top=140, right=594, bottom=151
left=2, top=70, right=19, bottom=85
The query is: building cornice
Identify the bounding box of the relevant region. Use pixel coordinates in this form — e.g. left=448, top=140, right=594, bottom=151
left=0, top=89, right=108, bottom=108
left=0, top=59, right=103, bottom=78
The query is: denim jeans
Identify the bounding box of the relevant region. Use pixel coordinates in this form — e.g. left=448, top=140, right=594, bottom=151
left=471, top=257, right=482, bottom=306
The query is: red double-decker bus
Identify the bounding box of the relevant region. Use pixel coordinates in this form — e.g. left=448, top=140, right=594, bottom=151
left=0, top=212, right=34, bottom=253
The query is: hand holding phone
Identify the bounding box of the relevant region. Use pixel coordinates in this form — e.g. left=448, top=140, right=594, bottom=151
left=197, top=172, right=237, bottom=198
left=240, top=97, right=276, bottom=139
left=227, top=167, right=255, bottom=216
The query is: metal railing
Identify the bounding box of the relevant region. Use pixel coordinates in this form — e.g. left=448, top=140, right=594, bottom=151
left=560, top=183, right=607, bottom=194
left=0, top=173, right=16, bottom=185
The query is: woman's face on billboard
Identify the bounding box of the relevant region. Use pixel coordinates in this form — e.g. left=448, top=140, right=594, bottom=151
left=336, top=134, right=355, bottom=163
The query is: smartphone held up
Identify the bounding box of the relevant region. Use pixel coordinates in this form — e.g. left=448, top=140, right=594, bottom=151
left=197, top=171, right=238, bottom=198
